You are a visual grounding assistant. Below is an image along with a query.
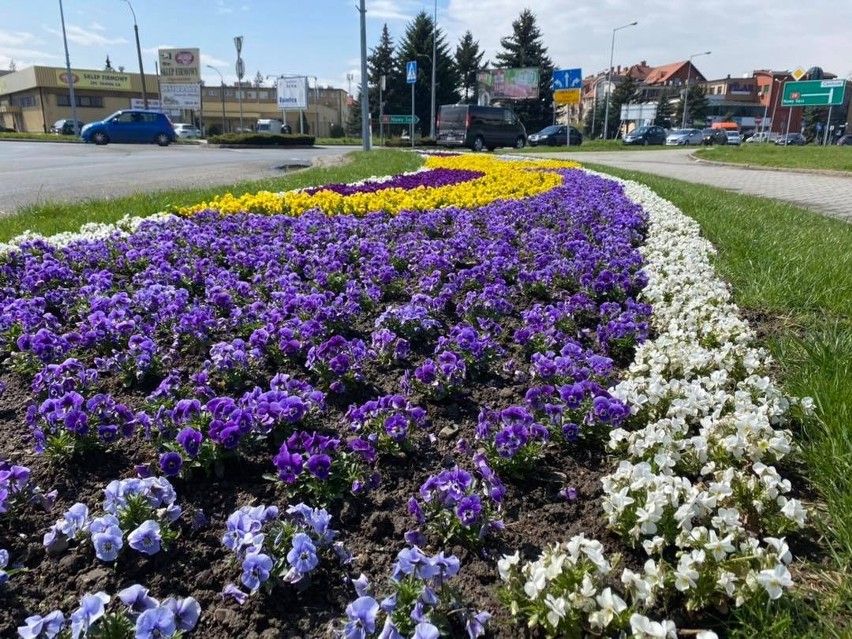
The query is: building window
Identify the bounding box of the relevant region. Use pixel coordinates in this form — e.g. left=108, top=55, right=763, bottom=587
left=259, top=91, right=268, bottom=99
left=57, top=95, right=104, bottom=107
left=11, top=95, right=36, bottom=107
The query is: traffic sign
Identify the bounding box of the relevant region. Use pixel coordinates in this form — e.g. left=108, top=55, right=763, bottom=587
left=380, top=114, right=419, bottom=124
left=791, top=66, right=806, bottom=81
left=781, top=79, right=846, bottom=107
left=553, top=68, right=582, bottom=90
left=406, top=61, right=417, bottom=84
left=554, top=88, right=581, bottom=105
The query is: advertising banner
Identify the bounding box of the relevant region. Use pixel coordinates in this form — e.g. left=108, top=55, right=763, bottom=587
left=277, top=77, right=308, bottom=110
left=476, top=67, right=540, bottom=101
left=55, top=69, right=131, bottom=90
left=158, top=48, right=201, bottom=84
left=161, top=83, right=201, bottom=109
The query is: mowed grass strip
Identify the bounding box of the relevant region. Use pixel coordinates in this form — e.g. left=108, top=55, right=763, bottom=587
left=0, top=149, right=423, bottom=243
left=587, top=162, right=852, bottom=638
left=695, top=144, right=852, bottom=172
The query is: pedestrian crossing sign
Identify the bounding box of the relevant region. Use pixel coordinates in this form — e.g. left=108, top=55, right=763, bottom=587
left=406, top=61, right=417, bottom=84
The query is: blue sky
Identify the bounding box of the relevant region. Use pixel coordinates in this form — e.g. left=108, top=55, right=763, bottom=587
left=2, top=0, right=850, bottom=93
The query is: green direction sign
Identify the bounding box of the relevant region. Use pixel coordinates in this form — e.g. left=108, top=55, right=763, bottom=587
left=781, top=80, right=846, bottom=107
left=380, top=114, right=420, bottom=124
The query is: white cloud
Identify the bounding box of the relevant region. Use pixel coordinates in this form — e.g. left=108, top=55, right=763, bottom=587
left=42, top=24, right=127, bottom=48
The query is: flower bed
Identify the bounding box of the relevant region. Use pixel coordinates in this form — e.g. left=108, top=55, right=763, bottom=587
left=0, top=154, right=808, bottom=638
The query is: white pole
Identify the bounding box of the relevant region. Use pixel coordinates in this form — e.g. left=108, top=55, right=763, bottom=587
left=58, top=0, right=79, bottom=135
left=824, top=105, right=833, bottom=146
left=603, top=21, right=637, bottom=140
left=411, top=81, right=415, bottom=148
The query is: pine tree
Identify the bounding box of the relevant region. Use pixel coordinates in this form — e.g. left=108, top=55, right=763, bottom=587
left=8, top=59, right=16, bottom=72
left=605, top=75, right=638, bottom=138
left=455, top=31, right=484, bottom=104
left=368, top=25, right=398, bottom=128
left=253, top=71, right=265, bottom=88
left=675, top=84, right=709, bottom=127
left=392, top=11, right=460, bottom=137
left=493, top=9, right=553, bottom=132
left=346, top=96, right=362, bottom=138
left=653, top=91, right=675, bottom=128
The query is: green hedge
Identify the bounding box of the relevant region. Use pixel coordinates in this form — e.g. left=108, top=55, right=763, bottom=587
left=383, top=136, right=438, bottom=148
left=207, top=133, right=315, bottom=146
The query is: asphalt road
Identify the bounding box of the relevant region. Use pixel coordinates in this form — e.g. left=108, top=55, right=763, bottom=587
left=0, top=141, right=357, bottom=213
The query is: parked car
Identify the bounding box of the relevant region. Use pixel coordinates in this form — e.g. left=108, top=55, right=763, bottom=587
left=775, top=133, right=807, bottom=146
left=701, top=128, right=728, bottom=145
left=665, top=129, right=704, bottom=146
left=528, top=125, right=582, bottom=146
left=725, top=131, right=743, bottom=146
left=172, top=123, right=202, bottom=138
left=80, top=110, right=176, bottom=146
left=50, top=119, right=84, bottom=135
left=623, top=125, right=667, bottom=146
left=436, top=104, right=527, bottom=152
left=745, top=131, right=778, bottom=143
left=836, top=135, right=852, bottom=146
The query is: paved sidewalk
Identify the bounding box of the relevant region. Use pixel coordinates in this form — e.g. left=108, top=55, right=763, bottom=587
left=527, top=149, right=852, bottom=223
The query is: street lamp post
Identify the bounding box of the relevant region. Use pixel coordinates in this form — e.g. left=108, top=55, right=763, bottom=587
left=770, top=79, right=787, bottom=137
left=207, top=65, right=227, bottom=133
left=234, top=36, right=245, bottom=131
left=58, top=0, right=79, bottom=135
left=602, top=20, right=637, bottom=140
left=760, top=77, right=781, bottom=142
left=430, top=0, right=437, bottom=139
left=417, top=53, right=433, bottom=138
left=121, top=0, right=147, bottom=108
left=681, top=50, right=711, bottom=129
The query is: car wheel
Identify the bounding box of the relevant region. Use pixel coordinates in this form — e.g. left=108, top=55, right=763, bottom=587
left=472, top=135, right=485, bottom=152
left=515, top=136, right=526, bottom=149
left=93, top=132, right=109, bottom=145
left=155, top=133, right=171, bottom=147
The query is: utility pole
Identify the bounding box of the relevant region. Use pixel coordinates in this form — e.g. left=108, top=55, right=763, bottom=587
left=357, top=0, right=371, bottom=150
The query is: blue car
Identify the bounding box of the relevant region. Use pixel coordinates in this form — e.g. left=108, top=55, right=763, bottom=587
left=81, top=110, right=176, bottom=146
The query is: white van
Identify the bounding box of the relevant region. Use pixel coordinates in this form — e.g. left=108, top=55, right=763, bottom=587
left=745, top=131, right=779, bottom=143
left=256, top=119, right=292, bottom=134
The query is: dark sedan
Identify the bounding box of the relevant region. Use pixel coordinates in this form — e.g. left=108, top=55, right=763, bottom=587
left=623, top=125, right=667, bottom=146
left=527, top=125, right=582, bottom=146
left=775, top=133, right=807, bottom=146
left=701, top=128, right=728, bottom=145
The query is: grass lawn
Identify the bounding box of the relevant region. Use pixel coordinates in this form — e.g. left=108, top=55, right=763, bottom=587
left=695, top=144, right=852, bottom=172
left=3, top=150, right=851, bottom=636
left=586, top=162, right=852, bottom=638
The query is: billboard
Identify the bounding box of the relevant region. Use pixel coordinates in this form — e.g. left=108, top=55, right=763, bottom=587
left=277, top=76, right=308, bottom=110
left=161, top=83, right=201, bottom=109
left=158, top=48, right=201, bottom=84
left=477, top=67, right=540, bottom=101
left=56, top=69, right=131, bottom=91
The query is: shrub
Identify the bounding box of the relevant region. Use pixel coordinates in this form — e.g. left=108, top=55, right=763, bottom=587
left=207, top=133, right=315, bottom=146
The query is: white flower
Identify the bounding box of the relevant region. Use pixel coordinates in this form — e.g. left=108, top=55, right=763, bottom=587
left=764, top=537, right=792, bottom=564
left=497, top=551, right=520, bottom=581
left=696, top=631, right=719, bottom=639
left=522, top=565, right=547, bottom=599
left=544, top=594, right=568, bottom=628
left=756, top=564, right=793, bottom=600
left=588, top=588, right=627, bottom=631
left=629, top=613, right=677, bottom=638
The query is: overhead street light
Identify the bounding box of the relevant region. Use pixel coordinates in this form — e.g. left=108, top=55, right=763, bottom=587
left=234, top=36, right=244, bottom=131
left=207, top=64, right=227, bottom=133
left=58, top=0, right=79, bottom=135
left=681, top=50, right=711, bottom=129
left=120, top=0, right=147, bottom=108
left=602, top=20, right=637, bottom=140
left=430, top=0, right=437, bottom=139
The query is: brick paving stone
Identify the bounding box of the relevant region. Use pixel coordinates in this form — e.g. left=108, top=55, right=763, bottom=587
left=528, top=149, right=852, bottom=223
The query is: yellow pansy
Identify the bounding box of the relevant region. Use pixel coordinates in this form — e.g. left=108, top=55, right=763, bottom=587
left=177, top=154, right=581, bottom=218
